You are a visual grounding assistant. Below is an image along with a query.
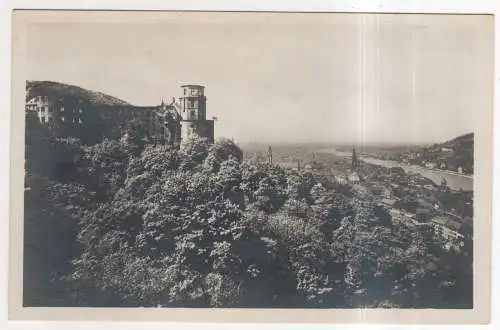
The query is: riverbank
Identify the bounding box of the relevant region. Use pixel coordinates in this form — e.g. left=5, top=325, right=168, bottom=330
left=388, top=161, right=473, bottom=179
left=318, top=148, right=473, bottom=191
left=424, top=168, right=473, bottom=179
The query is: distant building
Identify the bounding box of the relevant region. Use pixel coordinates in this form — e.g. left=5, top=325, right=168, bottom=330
left=348, top=172, right=360, bottom=184
left=458, top=166, right=463, bottom=174
left=336, top=177, right=348, bottom=185
left=429, top=215, right=465, bottom=251
left=425, top=162, right=437, bottom=169
left=441, top=147, right=453, bottom=153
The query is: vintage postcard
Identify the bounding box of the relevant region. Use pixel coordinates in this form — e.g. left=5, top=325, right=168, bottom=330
left=9, top=10, right=493, bottom=324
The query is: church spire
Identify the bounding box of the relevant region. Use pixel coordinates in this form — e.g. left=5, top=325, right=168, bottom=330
left=352, top=147, right=358, bottom=170
left=268, top=145, right=273, bottom=164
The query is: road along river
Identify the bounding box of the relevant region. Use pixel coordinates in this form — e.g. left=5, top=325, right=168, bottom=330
left=319, top=149, right=473, bottom=192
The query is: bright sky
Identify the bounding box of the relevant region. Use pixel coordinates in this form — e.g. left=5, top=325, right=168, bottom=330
left=25, top=12, right=493, bottom=145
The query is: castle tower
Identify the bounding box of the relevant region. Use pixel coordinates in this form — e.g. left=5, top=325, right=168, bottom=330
left=179, top=85, right=214, bottom=145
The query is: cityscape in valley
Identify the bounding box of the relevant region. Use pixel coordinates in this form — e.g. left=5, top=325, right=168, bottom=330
left=24, top=80, right=473, bottom=308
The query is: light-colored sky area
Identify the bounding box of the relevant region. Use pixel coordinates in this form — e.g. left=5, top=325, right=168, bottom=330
left=25, top=12, right=493, bottom=145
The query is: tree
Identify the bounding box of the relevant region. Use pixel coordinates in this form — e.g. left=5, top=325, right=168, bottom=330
left=81, top=138, right=129, bottom=200
left=24, top=176, right=94, bottom=306
left=24, top=127, right=473, bottom=308
left=204, top=138, right=243, bottom=172
left=121, top=119, right=148, bottom=156
left=180, top=136, right=211, bottom=169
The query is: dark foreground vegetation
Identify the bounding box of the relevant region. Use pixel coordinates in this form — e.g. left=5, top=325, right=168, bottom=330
left=24, top=116, right=472, bottom=308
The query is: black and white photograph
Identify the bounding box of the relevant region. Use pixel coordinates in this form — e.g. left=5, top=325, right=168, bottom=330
left=9, top=10, right=494, bottom=323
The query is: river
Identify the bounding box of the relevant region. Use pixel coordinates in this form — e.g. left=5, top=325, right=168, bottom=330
left=319, top=149, right=473, bottom=192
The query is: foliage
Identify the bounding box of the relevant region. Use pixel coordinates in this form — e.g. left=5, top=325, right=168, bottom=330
left=24, top=128, right=473, bottom=308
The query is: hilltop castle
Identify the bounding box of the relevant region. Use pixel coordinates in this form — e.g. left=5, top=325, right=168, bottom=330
left=25, top=84, right=215, bottom=147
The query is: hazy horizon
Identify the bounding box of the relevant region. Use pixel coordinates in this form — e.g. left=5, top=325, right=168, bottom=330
left=25, top=12, right=492, bottom=145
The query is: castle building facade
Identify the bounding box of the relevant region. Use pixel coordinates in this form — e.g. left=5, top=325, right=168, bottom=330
left=25, top=84, right=215, bottom=146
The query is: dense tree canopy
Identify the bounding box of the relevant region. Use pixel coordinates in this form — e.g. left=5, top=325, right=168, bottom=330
left=23, top=122, right=473, bottom=308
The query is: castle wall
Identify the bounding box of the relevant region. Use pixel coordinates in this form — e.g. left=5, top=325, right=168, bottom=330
left=26, top=97, right=169, bottom=145
left=27, top=84, right=215, bottom=147
left=181, top=120, right=214, bottom=143
left=93, top=105, right=166, bottom=142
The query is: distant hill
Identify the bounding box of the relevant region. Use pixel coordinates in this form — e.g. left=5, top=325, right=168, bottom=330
left=26, top=80, right=131, bottom=106
left=439, top=133, right=473, bottom=152
left=431, top=133, right=474, bottom=174
left=384, top=133, right=474, bottom=175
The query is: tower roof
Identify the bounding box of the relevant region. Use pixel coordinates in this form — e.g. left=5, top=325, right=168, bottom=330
left=181, top=84, right=205, bottom=89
